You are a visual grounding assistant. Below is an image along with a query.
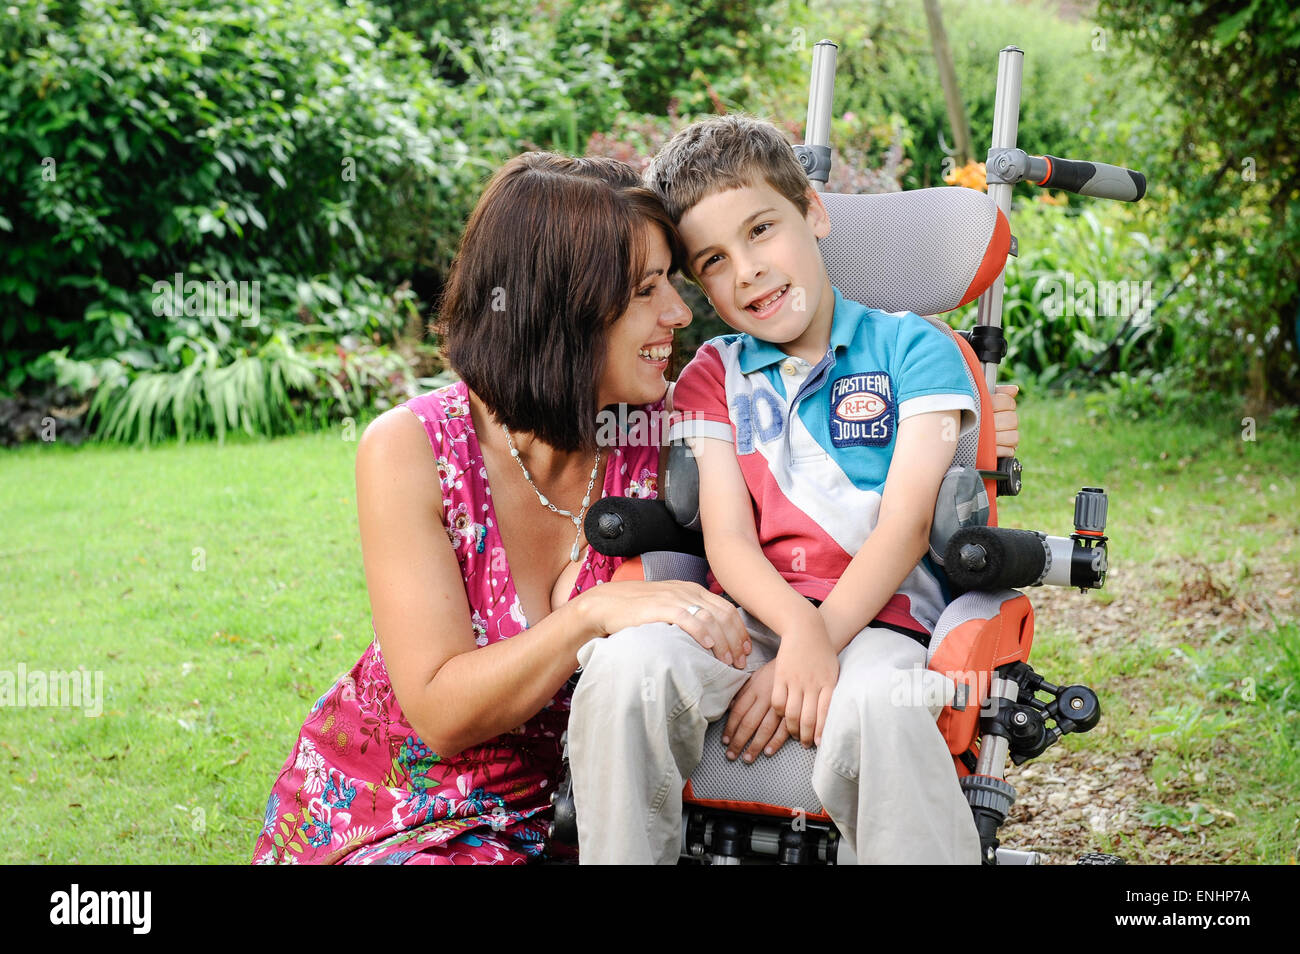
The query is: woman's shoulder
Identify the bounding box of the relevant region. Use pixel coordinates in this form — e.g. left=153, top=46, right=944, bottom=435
left=400, top=380, right=472, bottom=430
left=363, top=382, right=468, bottom=455
left=357, top=400, right=447, bottom=512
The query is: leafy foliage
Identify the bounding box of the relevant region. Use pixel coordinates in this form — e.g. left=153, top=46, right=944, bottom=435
left=555, top=0, right=810, bottom=118
left=0, top=0, right=625, bottom=442
left=1, top=0, right=479, bottom=386
left=948, top=199, right=1181, bottom=391
left=1095, top=0, right=1300, bottom=408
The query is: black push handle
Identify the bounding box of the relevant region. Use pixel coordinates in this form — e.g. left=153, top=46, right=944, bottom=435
left=584, top=497, right=706, bottom=559
left=943, top=526, right=1049, bottom=593
left=1035, top=155, right=1146, bottom=202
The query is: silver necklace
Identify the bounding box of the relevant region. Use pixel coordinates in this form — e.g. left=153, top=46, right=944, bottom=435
left=501, top=424, right=601, bottom=562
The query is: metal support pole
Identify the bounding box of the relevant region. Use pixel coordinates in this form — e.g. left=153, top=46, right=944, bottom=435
left=974, top=46, right=1023, bottom=392
left=798, top=40, right=838, bottom=190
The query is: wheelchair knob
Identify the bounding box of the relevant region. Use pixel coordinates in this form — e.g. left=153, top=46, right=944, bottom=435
left=958, top=543, right=988, bottom=571
left=779, top=827, right=813, bottom=865
left=1007, top=705, right=1048, bottom=758
left=713, top=818, right=750, bottom=860
left=595, top=510, right=625, bottom=540
left=1073, top=487, right=1107, bottom=535
left=1055, top=685, right=1101, bottom=733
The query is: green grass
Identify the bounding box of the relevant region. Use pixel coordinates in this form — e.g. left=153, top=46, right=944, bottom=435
left=1, top=420, right=378, bottom=863
left=1, top=393, right=1297, bottom=863
left=997, top=390, right=1300, bottom=863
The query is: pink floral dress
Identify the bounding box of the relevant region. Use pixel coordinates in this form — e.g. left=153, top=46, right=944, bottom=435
left=252, top=382, right=660, bottom=864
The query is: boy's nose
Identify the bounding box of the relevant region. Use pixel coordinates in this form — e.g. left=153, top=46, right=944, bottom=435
left=734, top=253, right=766, bottom=287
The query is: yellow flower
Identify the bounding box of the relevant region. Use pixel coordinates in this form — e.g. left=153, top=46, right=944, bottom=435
left=943, top=160, right=987, bottom=192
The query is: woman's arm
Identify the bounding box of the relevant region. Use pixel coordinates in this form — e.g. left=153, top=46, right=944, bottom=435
left=355, top=408, right=599, bottom=758
left=356, top=406, right=749, bottom=758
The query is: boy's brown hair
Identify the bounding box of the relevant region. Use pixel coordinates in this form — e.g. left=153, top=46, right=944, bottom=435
left=644, top=114, right=812, bottom=237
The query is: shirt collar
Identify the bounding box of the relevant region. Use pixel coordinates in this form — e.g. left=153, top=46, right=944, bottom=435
left=735, top=286, right=858, bottom=374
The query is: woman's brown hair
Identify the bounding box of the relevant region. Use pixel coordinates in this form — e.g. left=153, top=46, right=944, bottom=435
left=436, top=153, right=684, bottom=452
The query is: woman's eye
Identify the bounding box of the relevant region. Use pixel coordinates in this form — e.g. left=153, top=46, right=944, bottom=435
left=637, top=285, right=654, bottom=297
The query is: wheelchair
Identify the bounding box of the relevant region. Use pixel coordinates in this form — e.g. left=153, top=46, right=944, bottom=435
left=551, top=43, right=1145, bottom=865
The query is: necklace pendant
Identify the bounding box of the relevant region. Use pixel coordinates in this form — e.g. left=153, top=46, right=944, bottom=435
left=570, top=540, right=582, bottom=563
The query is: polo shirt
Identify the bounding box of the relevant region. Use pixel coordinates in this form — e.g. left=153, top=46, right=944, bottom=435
left=668, top=287, right=977, bottom=634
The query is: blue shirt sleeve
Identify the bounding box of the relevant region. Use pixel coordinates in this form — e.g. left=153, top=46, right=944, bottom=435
left=890, top=313, right=978, bottom=422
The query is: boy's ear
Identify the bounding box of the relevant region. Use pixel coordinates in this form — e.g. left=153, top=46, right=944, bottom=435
left=804, top=186, right=832, bottom=239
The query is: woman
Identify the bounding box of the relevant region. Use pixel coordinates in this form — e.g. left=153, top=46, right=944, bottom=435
left=252, top=153, right=750, bottom=864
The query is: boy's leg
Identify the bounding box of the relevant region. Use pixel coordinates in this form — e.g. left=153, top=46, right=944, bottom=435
left=811, top=626, right=982, bottom=864
left=568, top=621, right=774, bottom=864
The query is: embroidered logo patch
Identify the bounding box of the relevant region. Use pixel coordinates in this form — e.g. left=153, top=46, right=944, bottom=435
left=829, top=372, right=895, bottom=447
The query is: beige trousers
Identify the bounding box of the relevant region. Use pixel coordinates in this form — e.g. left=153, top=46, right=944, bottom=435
left=567, top=610, right=981, bottom=864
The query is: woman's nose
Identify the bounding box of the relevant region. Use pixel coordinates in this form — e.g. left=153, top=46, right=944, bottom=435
left=662, top=286, right=693, bottom=327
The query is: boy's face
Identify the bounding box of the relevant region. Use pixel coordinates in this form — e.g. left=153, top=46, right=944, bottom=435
left=677, top=179, right=834, bottom=362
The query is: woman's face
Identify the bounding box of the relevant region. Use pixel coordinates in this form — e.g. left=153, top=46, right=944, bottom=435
left=596, top=225, right=692, bottom=409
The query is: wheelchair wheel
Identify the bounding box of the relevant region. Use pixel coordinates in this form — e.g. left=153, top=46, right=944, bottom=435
left=1076, top=852, right=1126, bottom=865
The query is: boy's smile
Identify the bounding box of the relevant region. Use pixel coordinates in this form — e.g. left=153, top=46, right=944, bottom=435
left=677, top=180, right=836, bottom=364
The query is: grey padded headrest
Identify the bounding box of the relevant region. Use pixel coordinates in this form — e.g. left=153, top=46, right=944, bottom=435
left=819, top=188, right=1010, bottom=316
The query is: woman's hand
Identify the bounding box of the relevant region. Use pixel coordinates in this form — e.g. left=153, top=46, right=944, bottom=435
left=721, top=660, right=791, bottom=762
left=575, top=580, right=750, bottom=669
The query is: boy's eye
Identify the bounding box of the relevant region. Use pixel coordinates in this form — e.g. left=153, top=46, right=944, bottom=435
left=751, top=222, right=772, bottom=239
left=701, top=254, right=722, bottom=271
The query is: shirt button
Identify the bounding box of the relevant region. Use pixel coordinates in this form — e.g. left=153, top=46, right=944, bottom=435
left=782, top=361, right=797, bottom=375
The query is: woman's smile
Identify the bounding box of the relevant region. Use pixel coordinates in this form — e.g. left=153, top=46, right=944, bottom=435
left=638, top=337, right=673, bottom=368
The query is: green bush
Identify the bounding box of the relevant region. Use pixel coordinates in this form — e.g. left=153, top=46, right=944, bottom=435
left=43, top=272, right=434, bottom=445
left=425, top=17, right=628, bottom=159
left=949, top=198, right=1176, bottom=388
left=1, top=0, right=637, bottom=442
left=1095, top=0, right=1300, bottom=409
left=555, top=0, right=810, bottom=119
left=0, top=0, right=488, bottom=397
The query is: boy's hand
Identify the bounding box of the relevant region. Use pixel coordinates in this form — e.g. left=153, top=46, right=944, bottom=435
left=993, top=384, right=1020, bottom=457
left=721, top=660, right=790, bottom=763
left=771, top=627, right=838, bottom=748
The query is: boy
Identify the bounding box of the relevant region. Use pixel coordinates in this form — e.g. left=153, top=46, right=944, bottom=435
left=568, top=114, right=983, bottom=864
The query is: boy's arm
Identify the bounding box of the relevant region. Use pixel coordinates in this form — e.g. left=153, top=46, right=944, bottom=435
left=689, top=434, right=837, bottom=746
left=668, top=345, right=816, bottom=636
left=687, top=435, right=822, bottom=640
left=817, top=409, right=960, bottom=653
